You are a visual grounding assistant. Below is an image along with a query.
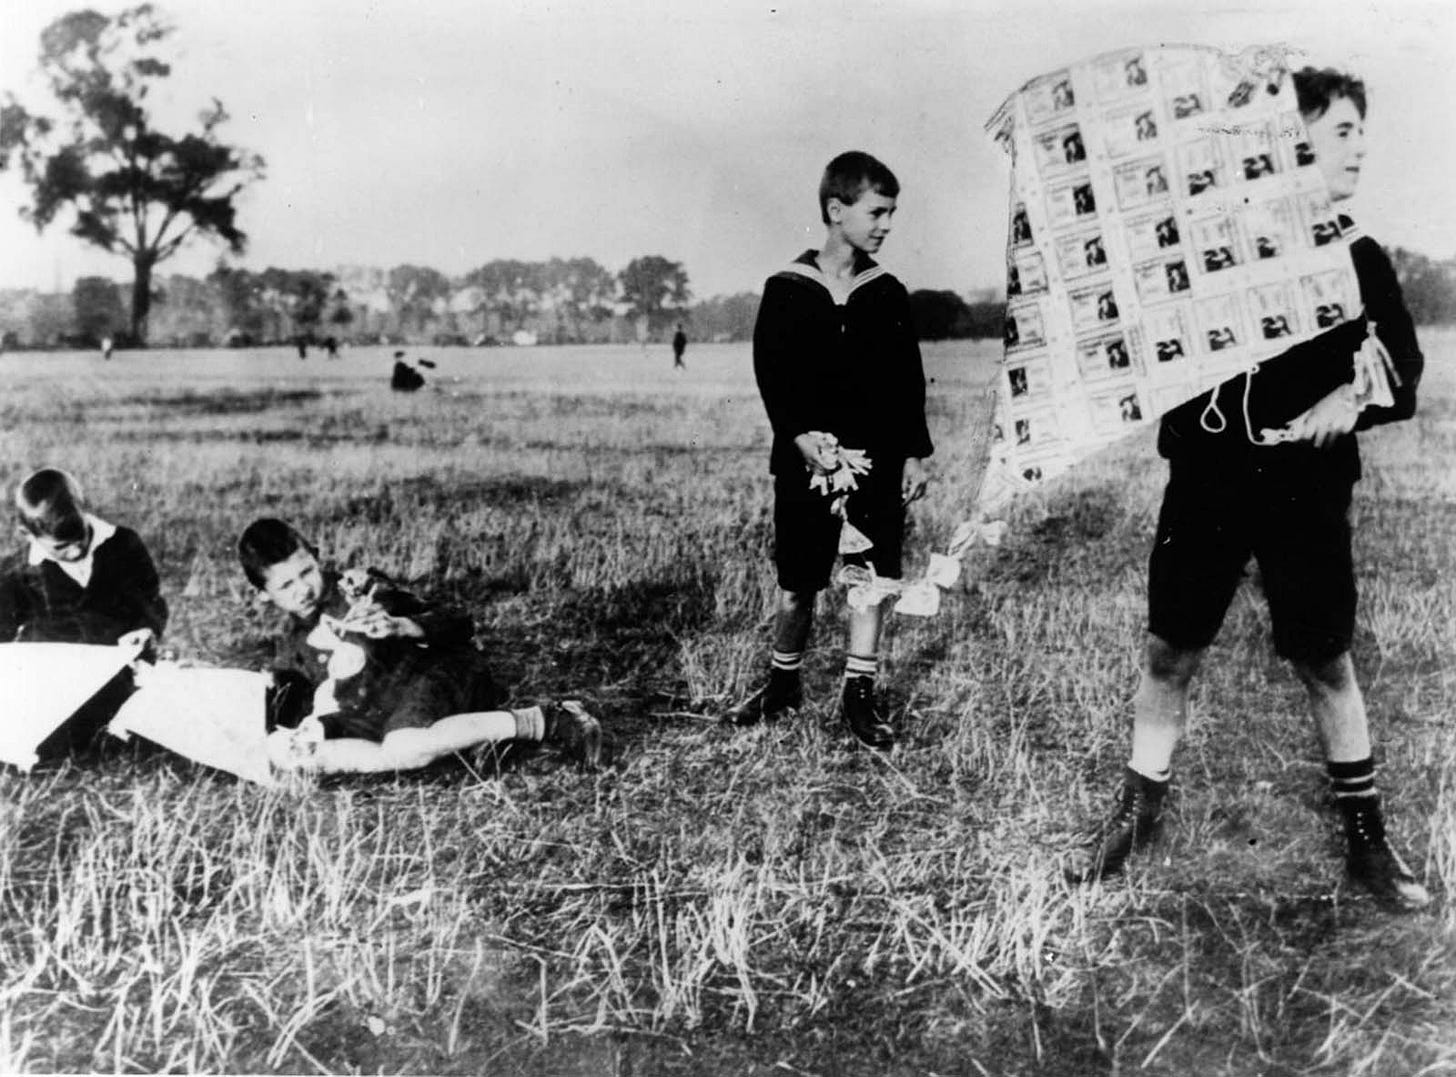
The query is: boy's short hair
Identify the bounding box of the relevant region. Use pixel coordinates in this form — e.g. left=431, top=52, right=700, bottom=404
left=238, top=517, right=316, bottom=589
left=15, top=468, right=88, bottom=542
left=819, top=151, right=900, bottom=225
left=1292, top=66, right=1366, bottom=121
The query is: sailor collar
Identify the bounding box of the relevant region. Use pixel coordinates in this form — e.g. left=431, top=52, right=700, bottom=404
left=780, top=250, right=887, bottom=303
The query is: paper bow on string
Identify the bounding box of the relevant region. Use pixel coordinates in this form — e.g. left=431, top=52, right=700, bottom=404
left=805, top=433, right=877, bottom=555
left=804, top=430, right=1015, bottom=617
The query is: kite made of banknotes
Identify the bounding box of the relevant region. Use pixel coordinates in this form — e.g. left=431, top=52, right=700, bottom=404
left=979, top=43, right=1392, bottom=513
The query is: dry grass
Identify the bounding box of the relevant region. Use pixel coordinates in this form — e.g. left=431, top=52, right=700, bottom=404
left=0, top=337, right=1452, bottom=1075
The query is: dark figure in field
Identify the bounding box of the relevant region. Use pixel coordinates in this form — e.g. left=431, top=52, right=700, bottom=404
left=324, top=336, right=339, bottom=359
left=733, top=150, right=933, bottom=750
left=391, top=351, right=425, bottom=392
left=238, top=518, right=601, bottom=775
left=672, top=324, right=688, bottom=369
left=0, top=469, right=167, bottom=758
left=296, top=336, right=308, bottom=360
left=1066, top=68, right=1430, bottom=912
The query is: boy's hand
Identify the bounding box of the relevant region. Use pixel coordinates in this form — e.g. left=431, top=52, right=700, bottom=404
left=902, top=458, right=928, bottom=505
left=116, top=627, right=156, bottom=653
left=338, top=602, right=425, bottom=640
left=794, top=432, right=838, bottom=475
left=1291, top=383, right=1358, bottom=449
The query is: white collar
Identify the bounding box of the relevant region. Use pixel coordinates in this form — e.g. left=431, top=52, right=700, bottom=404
left=27, top=513, right=117, bottom=567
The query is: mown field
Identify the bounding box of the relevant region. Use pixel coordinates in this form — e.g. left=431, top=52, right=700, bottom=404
left=0, top=336, right=1452, bottom=1075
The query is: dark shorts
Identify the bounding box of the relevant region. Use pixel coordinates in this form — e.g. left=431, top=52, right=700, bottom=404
left=316, top=648, right=505, bottom=742
left=773, top=458, right=906, bottom=593
left=1147, top=458, right=1355, bottom=663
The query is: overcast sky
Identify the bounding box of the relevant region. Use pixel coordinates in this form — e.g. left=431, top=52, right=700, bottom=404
left=1, top=0, right=1452, bottom=299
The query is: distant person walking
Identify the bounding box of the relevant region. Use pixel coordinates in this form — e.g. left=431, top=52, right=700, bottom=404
left=100, top=336, right=113, bottom=361
left=672, top=324, right=688, bottom=369
left=296, top=336, right=308, bottom=360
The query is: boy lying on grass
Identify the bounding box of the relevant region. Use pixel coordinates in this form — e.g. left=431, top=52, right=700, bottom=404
left=238, top=518, right=601, bottom=775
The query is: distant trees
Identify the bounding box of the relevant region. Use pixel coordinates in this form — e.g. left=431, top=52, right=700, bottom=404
left=1390, top=247, right=1456, bottom=326
left=72, top=275, right=124, bottom=342
left=618, top=255, right=691, bottom=335
left=0, top=5, right=265, bottom=345
left=909, top=289, right=1005, bottom=341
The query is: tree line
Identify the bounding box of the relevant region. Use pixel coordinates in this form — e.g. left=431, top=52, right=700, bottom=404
left=0, top=255, right=709, bottom=350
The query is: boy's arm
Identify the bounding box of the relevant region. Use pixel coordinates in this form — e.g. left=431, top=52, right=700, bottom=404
left=752, top=278, right=817, bottom=445
left=1353, top=239, right=1423, bottom=429
left=105, top=530, right=168, bottom=645
left=893, top=282, right=935, bottom=461
left=370, top=586, right=475, bottom=646
left=0, top=564, right=31, bottom=642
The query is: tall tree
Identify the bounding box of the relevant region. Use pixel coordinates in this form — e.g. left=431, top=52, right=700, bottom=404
left=618, top=255, right=690, bottom=335
left=0, top=5, right=265, bottom=344
left=72, top=274, right=124, bottom=342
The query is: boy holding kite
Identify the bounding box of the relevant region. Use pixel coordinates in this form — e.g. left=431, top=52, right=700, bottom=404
left=1067, top=68, right=1429, bottom=910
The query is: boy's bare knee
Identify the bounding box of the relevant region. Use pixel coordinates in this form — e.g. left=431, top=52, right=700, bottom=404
left=380, top=730, right=439, bottom=771
left=1143, top=635, right=1202, bottom=687
left=1292, top=651, right=1354, bottom=693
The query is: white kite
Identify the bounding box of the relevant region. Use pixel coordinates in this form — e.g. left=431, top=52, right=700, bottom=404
left=0, top=642, right=136, bottom=771
left=109, top=664, right=278, bottom=786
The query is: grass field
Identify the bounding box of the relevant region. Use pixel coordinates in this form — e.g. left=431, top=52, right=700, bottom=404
left=0, top=335, right=1452, bottom=1075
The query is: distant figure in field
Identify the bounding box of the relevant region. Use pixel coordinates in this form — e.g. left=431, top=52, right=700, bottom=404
left=391, top=351, right=425, bottom=392
left=237, top=518, right=602, bottom=775
left=296, top=336, right=308, bottom=360
left=0, top=468, right=167, bottom=758
left=672, top=324, right=688, bottom=369
left=732, top=150, right=932, bottom=751
left=324, top=336, right=339, bottom=359
left=100, top=336, right=113, bottom=361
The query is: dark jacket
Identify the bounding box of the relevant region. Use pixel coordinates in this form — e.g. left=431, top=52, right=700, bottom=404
left=267, top=567, right=501, bottom=739
left=753, top=250, right=934, bottom=475
left=0, top=525, right=167, bottom=645
left=1158, top=224, right=1422, bottom=481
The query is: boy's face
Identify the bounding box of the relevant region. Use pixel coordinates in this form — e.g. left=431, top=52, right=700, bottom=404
left=828, top=188, right=897, bottom=254
left=25, top=518, right=92, bottom=563
left=1306, top=95, right=1365, bottom=202
left=259, top=548, right=326, bottom=618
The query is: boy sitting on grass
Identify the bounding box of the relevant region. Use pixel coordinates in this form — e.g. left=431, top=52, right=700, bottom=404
left=732, top=150, right=933, bottom=750
left=0, top=467, right=167, bottom=757
left=238, top=518, right=601, bottom=775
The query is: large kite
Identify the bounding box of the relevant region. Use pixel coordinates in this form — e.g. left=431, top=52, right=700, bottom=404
left=976, top=43, right=1392, bottom=511
left=837, top=45, right=1395, bottom=615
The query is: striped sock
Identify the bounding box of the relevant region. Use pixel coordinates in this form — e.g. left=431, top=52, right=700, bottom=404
left=1328, top=757, right=1378, bottom=806
left=771, top=649, right=804, bottom=673
left=512, top=706, right=545, bottom=742
left=844, top=653, right=878, bottom=681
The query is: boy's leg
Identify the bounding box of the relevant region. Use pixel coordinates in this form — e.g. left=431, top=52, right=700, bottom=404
left=1066, top=635, right=1201, bottom=882
left=288, top=710, right=528, bottom=774
left=1069, top=460, right=1247, bottom=883
left=1293, top=652, right=1430, bottom=910
left=837, top=462, right=906, bottom=750
left=1258, top=469, right=1427, bottom=909
left=730, top=588, right=812, bottom=726
left=842, top=600, right=895, bottom=750
left=731, top=471, right=837, bottom=728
